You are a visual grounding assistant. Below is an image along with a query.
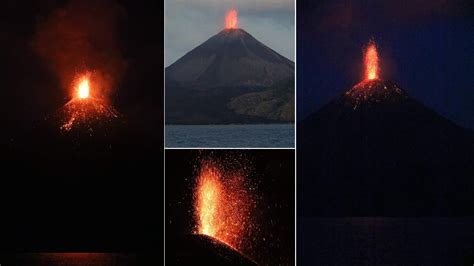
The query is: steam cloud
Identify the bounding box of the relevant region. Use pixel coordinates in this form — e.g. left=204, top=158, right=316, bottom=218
left=33, top=0, right=127, bottom=99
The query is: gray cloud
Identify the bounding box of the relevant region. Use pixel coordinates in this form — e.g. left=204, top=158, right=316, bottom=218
left=165, top=0, right=295, bottom=66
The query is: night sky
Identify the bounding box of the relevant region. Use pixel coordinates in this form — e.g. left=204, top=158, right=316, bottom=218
left=166, top=150, right=295, bottom=266
left=297, top=0, right=474, bottom=129
left=1, top=0, right=163, bottom=252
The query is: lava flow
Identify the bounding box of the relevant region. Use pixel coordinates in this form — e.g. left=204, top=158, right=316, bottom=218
left=365, top=41, right=379, bottom=80
left=59, top=72, right=118, bottom=132
left=194, top=159, right=256, bottom=252
left=225, top=8, right=238, bottom=29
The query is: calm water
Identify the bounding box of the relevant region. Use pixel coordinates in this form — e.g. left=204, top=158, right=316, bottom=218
left=165, top=124, right=294, bottom=148
left=298, top=217, right=474, bottom=265
left=0, top=253, right=156, bottom=265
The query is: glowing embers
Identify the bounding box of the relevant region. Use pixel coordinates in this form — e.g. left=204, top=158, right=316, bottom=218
left=346, top=79, right=405, bottom=110
left=225, top=9, right=238, bottom=29
left=77, top=76, right=90, bottom=99
left=59, top=72, right=118, bottom=133
left=194, top=159, right=256, bottom=251
left=364, top=40, right=379, bottom=80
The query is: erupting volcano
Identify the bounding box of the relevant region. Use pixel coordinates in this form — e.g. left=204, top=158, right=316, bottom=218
left=57, top=72, right=119, bottom=133
left=345, top=40, right=407, bottom=110
left=166, top=9, right=294, bottom=124
left=193, top=159, right=255, bottom=252
left=298, top=39, right=474, bottom=216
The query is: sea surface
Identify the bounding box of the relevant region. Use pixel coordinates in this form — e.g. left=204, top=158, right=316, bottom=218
left=298, top=217, right=474, bottom=265
left=0, top=253, right=156, bottom=265
left=165, top=124, right=294, bottom=148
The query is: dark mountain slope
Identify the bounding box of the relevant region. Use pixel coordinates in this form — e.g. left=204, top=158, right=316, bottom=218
left=298, top=79, right=474, bottom=216
left=166, top=28, right=294, bottom=124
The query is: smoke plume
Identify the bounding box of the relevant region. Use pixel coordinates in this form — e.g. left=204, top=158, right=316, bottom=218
left=33, top=0, right=127, bottom=99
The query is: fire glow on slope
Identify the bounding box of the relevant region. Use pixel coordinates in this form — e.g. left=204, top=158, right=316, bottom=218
left=225, top=9, right=238, bottom=29
left=365, top=41, right=379, bottom=80
left=194, top=158, right=255, bottom=251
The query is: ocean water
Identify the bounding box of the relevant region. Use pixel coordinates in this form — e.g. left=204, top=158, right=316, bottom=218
left=165, top=124, right=294, bottom=148
left=298, top=217, right=474, bottom=265
left=0, top=253, right=157, bottom=265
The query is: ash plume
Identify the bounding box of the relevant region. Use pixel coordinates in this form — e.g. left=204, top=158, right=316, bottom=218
left=32, top=0, right=127, bottom=99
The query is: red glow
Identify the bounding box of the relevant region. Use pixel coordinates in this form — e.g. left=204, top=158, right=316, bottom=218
left=225, top=9, right=238, bottom=29
left=58, top=71, right=118, bottom=132
left=364, top=41, right=379, bottom=80
left=77, top=77, right=90, bottom=99
left=194, top=159, right=254, bottom=251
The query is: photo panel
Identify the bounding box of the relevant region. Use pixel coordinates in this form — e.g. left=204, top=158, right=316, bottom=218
left=0, top=0, right=164, bottom=264
left=165, top=149, right=295, bottom=265
left=297, top=0, right=474, bottom=264
left=165, top=0, right=295, bottom=148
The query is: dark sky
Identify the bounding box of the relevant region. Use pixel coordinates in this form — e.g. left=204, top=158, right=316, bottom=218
left=297, top=0, right=474, bottom=129
left=166, top=149, right=295, bottom=266
left=1, top=0, right=163, bottom=252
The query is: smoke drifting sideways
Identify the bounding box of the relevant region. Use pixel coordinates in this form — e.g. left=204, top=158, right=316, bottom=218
left=32, top=0, right=127, bottom=102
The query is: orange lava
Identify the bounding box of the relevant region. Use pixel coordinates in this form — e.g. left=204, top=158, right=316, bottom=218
left=194, top=159, right=254, bottom=250
left=225, top=9, right=238, bottom=29
left=364, top=41, right=379, bottom=80
left=77, top=77, right=90, bottom=99
left=58, top=72, right=118, bottom=132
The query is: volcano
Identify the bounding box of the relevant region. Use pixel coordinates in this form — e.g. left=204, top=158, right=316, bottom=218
left=168, top=234, right=257, bottom=266
left=56, top=97, right=120, bottom=133
left=298, top=78, right=474, bottom=216
left=166, top=28, right=294, bottom=124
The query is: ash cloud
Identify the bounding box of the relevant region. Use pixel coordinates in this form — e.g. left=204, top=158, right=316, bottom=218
left=32, top=0, right=127, bottom=98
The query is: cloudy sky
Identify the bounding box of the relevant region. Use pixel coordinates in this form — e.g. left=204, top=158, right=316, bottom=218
left=165, top=0, right=295, bottom=66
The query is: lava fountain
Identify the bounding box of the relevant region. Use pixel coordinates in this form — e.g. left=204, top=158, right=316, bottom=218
left=225, top=9, right=238, bottom=29
left=347, top=39, right=405, bottom=109
left=193, top=159, right=256, bottom=252
left=58, top=71, right=119, bottom=133
left=364, top=41, right=379, bottom=80
left=77, top=77, right=90, bottom=99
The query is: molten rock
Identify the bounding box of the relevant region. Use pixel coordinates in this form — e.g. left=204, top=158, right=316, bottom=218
left=344, top=79, right=407, bottom=110
left=56, top=97, right=119, bottom=134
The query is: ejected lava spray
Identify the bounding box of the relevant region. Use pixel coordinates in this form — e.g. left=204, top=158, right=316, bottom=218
left=225, top=8, right=239, bottom=29
left=59, top=71, right=119, bottom=132
left=364, top=40, right=379, bottom=80
left=193, top=157, right=258, bottom=256
left=32, top=0, right=126, bottom=133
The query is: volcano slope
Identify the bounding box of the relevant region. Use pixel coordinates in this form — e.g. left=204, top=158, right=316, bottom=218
left=298, top=79, right=474, bottom=216
left=166, top=28, right=294, bottom=124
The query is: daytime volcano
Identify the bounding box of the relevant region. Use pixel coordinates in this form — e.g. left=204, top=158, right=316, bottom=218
left=166, top=10, right=294, bottom=124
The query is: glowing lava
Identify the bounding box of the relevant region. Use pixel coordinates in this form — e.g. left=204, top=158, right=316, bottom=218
left=77, top=77, right=90, bottom=99
left=225, top=9, right=238, bottom=29
left=195, top=164, right=223, bottom=237
left=364, top=41, right=379, bottom=80
left=194, top=159, right=255, bottom=251
left=57, top=72, right=119, bottom=132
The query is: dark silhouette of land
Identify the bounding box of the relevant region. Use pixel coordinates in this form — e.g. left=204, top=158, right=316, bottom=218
left=299, top=79, right=474, bottom=216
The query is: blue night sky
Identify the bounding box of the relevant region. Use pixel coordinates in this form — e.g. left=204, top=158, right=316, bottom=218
left=297, top=0, right=474, bottom=129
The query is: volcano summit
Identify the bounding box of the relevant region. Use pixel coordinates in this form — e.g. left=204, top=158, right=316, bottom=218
left=298, top=43, right=474, bottom=216
left=166, top=27, right=294, bottom=124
